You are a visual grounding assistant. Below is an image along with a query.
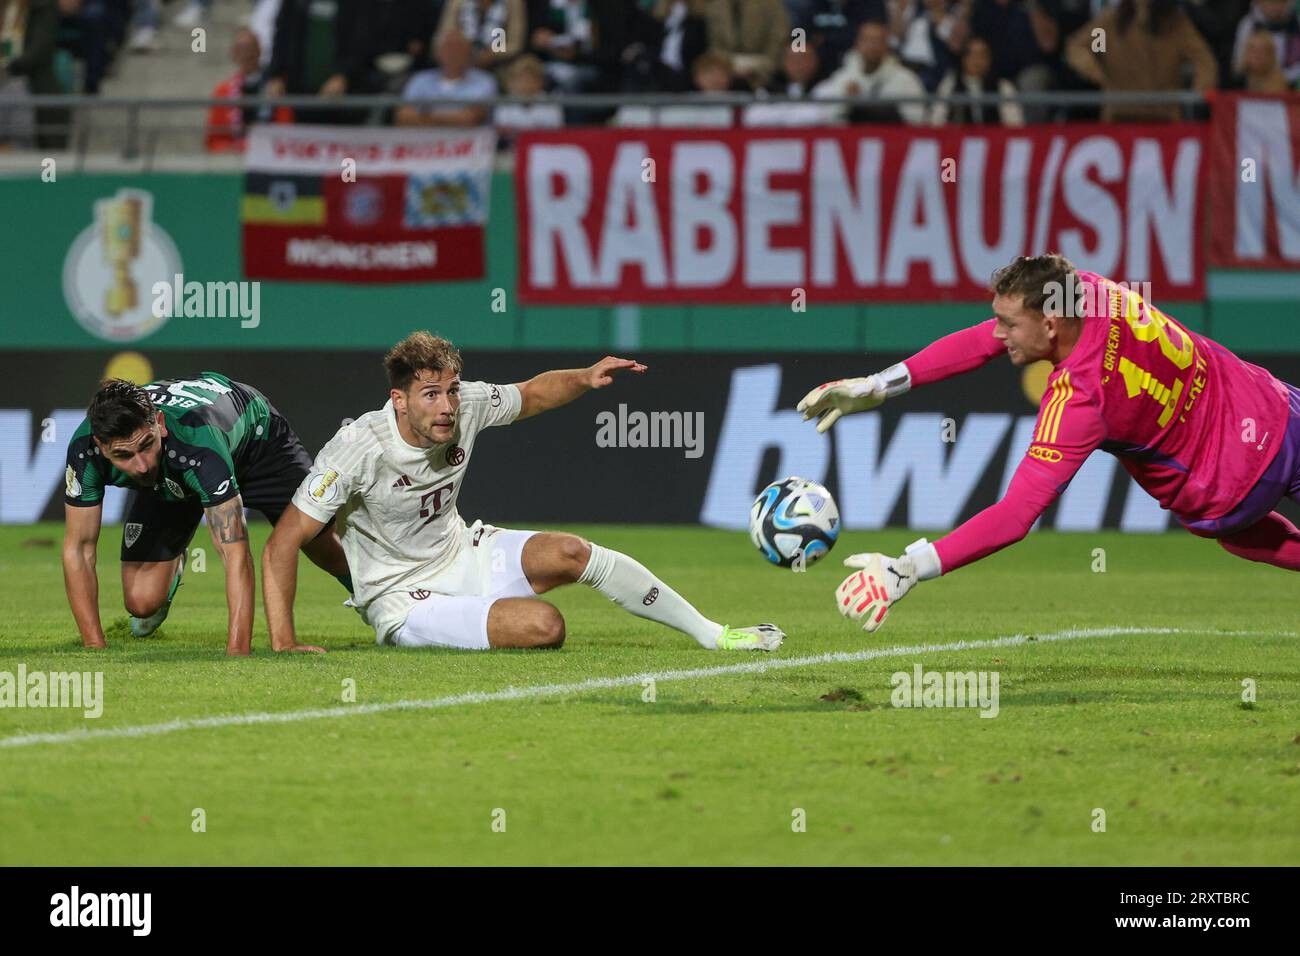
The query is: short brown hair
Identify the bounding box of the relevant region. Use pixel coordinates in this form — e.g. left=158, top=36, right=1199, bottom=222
left=990, top=254, right=1077, bottom=314
left=384, top=332, right=463, bottom=391
left=89, top=379, right=156, bottom=442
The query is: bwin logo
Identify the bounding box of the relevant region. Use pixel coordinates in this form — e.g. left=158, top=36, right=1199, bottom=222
left=50, top=886, right=151, bottom=936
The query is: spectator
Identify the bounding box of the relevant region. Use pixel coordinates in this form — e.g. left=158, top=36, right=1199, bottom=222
left=494, top=52, right=562, bottom=139
left=526, top=0, right=600, bottom=92
left=362, top=0, right=441, bottom=94
left=128, top=0, right=157, bottom=53
left=206, top=28, right=292, bottom=153
left=267, top=0, right=370, bottom=125
left=1, top=0, right=68, bottom=148
left=621, top=0, right=710, bottom=93
left=1066, top=0, right=1218, bottom=122
left=788, top=1, right=886, bottom=83
left=889, top=0, right=965, bottom=91
left=930, top=34, right=1024, bottom=125
left=436, top=0, right=527, bottom=74
left=705, top=0, right=790, bottom=88
left=614, top=49, right=736, bottom=126
left=813, top=19, right=927, bottom=124
left=744, top=45, right=841, bottom=124
left=1232, top=0, right=1300, bottom=86
left=966, top=0, right=1058, bottom=121
left=396, top=27, right=497, bottom=127
left=1239, top=25, right=1292, bottom=91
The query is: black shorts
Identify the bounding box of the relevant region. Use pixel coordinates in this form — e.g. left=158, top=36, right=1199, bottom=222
left=120, top=413, right=318, bottom=563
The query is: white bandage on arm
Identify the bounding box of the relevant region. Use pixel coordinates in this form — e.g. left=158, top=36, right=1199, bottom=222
left=878, top=362, right=912, bottom=397
left=905, top=537, right=942, bottom=581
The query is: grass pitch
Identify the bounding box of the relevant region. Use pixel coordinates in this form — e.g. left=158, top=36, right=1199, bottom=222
left=0, top=522, right=1296, bottom=866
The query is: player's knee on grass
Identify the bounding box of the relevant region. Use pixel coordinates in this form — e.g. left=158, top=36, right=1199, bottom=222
left=123, top=590, right=166, bottom=620
left=488, top=599, right=565, bottom=649
left=523, top=533, right=591, bottom=590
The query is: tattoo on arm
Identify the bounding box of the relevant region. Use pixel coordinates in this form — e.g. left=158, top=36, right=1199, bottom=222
left=207, top=497, right=249, bottom=545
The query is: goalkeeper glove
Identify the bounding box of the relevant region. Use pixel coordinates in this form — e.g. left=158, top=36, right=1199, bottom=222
left=797, top=363, right=911, bottom=433
left=835, top=538, right=940, bottom=633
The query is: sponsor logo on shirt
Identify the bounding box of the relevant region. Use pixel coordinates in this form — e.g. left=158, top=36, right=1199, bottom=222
left=1027, top=444, right=1063, bottom=463
left=642, top=587, right=659, bottom=606
left=391, top=474, right=413, bottom=490
left=489, top=385, right=501, bottom=408
left=409, top=589, right=431, bottom=601
left=164, top=477, right=184, bottom=498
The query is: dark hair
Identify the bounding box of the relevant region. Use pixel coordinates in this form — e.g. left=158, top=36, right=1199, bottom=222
left=88, top=379, right=156, bottom=442
left=1116, top=0, right=1180, bottom=35
left=989, top=253, right=1077, bottom=314
left=384, top=331, right=464, bottom=391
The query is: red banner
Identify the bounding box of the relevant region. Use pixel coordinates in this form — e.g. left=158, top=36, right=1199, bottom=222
left=1209, top=92, right=1300, bottom=270
left=242, top=125, right=495, bottom=284
left=516, top=125, right=1207, bottom=305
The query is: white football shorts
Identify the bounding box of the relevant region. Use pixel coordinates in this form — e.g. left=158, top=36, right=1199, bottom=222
left=362, top=521, right=538, bottom=649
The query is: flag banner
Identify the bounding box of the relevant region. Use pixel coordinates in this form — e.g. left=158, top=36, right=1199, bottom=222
left=242, top=125, right=496, bottom=283
left=1208, top=92, right=1300, bottom=270
left=516, top=125, right=1207, bottom=305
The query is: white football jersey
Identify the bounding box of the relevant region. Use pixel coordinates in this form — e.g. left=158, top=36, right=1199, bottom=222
left=292, top=381, right=522, bottom=610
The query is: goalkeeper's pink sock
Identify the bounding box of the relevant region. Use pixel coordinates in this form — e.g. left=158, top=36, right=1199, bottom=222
left=1217, top=512, right=1300, bottom=571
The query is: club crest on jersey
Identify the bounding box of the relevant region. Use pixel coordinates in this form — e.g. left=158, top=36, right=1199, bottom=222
left=308, top=469, right=341, bottom=504
left=124, top=523, right=144, bottom=548
left=446, top=446, right=465, bottom=466
left=409, top=589, right=431, bottom=601
left=65, top=465, right=81, bottom=498
left=164, top=477, right=184, bottom=498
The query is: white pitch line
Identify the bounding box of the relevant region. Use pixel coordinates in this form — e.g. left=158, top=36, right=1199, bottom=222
left=0, top=627, right=1283, bottom=750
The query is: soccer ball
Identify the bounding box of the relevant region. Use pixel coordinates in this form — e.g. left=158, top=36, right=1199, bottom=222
left=749, top=477, right=840, bottom=569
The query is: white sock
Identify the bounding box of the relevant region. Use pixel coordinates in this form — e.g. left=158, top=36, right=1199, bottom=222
left=578, top=543, right=724, bottom=648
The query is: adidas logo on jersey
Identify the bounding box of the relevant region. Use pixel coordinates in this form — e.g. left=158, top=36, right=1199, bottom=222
left=391, top=474, right=413, bottom=490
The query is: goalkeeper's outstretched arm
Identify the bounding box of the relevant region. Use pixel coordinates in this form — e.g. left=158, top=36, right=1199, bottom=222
left=798, top=319, right=1004, bottom=432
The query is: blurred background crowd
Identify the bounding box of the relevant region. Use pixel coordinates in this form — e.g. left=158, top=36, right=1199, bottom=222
left=0, top=0, right=1297, bottom=150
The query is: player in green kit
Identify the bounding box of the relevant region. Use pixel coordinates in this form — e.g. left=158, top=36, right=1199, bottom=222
left=62, top=373, right=350, bottom=655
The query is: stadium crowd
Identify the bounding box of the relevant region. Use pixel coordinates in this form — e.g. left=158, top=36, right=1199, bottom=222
left=0, top=1, right=1298, bottom=150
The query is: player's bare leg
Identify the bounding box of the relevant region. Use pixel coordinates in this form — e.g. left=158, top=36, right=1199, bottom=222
left=486, top=597, right=566, bottom=649
left=520, top=532, right=784, bottom=651
left=121, top=556, right=185, bottom=636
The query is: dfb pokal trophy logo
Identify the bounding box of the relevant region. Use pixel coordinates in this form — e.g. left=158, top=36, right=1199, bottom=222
left=63, top=188, right=183, bottom=343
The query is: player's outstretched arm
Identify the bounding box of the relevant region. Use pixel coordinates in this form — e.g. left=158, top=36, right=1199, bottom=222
left=261, top=503, right=327, bottom=654
left=799, top=318, right=1004, bottom=433
left=62, top=503, right=107, bottom=649
left=513, top=356, right=648, bottom=421
left=204, top=496, right=256, bottom=657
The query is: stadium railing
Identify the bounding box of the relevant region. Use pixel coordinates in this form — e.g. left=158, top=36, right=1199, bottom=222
left=0, top=90, right=1206, bottom=172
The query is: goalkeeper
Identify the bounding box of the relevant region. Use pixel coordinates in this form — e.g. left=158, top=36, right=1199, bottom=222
left=799, top=254, right=1298, bottom=633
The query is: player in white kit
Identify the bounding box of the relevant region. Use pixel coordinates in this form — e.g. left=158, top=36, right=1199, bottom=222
left=261, top=332, right=784, bottom=653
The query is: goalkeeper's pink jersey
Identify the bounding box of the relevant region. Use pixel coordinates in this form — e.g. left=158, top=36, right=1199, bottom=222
left=905, top=271, right=1290, bottom=574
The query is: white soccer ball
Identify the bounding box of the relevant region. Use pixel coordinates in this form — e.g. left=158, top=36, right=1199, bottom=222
left=749, top=476, right=840, bottom=569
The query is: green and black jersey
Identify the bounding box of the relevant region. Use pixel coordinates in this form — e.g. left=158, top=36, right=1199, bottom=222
left=64, top=373, right=277, bottom=510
